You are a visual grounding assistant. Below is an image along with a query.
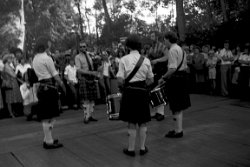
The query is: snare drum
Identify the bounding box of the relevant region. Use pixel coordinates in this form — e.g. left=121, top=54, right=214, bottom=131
left=106, top=93, right=122, bottom=120
left=150, top=86, right=168, bottom=108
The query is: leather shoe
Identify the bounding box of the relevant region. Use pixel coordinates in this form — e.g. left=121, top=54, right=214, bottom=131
left=43, top=139, right=59, bottom=147
left=43, top=142, right=63, bottom=149
left=165, top=130, right=183, bottom=138
left=89, top=117, right=98, bottom=122
left=156, top=114, right=164, bottom=121
left=140, top=146, right=148, bottom=155
left=83, top=118, right=89, bottom=124
left=123, top=148, right=135, bottom=157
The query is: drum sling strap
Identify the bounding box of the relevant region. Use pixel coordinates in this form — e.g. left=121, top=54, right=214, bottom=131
left=124, top=55, right=145, bottom=85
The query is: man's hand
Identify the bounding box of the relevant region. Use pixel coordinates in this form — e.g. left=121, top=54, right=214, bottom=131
left=151, top=59, right=158, bottom=65
left=158, top=78, right=165, bottom=85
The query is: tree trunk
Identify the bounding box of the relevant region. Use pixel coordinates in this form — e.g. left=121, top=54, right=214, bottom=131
left=102, top=0, right=112, bottom=35
left=75, top=0, right=84, bottom=39
left=176, top=0, right=186, bottom=42
left=220, top=0, right=228, bottom=22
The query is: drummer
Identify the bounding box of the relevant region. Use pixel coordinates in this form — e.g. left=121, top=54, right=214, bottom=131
left=149, top=31, right=169, bottom=121
left=117, top=34, right=154, bottom=156
left=158, top=31, right=191, bottom=138
left=32, top=36, right=66, bottom=149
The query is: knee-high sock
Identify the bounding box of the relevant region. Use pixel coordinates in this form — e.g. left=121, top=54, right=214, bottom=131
left=156, top=105, right=164, bottom=115
left=128, top=129, right=136, bottom=151
left=83, top=103, right=90, bottom=119
left=174, top=112, right=183, bottom=133
left=139, top=126, right=147, bottom=150
left=42, top=121, right=53, bottom=144
left=89, top=101, right=94, bottom=115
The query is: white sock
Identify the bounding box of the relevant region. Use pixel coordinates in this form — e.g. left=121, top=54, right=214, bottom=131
left=139, top=126, right=147, bottom=150
left=89, top=102, right=94, bottom=115
left=42, top=122, right=53, bottom=144
left=156, top=105, right=164, bottom=115
left=83, top=103, right=90, bottom=119
left=128, top=129, right=136, bottom=151
left=174, top=112, right=183, bottom=133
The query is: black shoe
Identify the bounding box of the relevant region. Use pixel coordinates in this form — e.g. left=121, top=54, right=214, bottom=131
left=89, top=117, right=98, bottom=122
left=165, top=130, right=176, bottom=137
left=43, top=141, right=63, bottom=149
left=83, top=118, right=89, bottom=124
left=151, top=114, right=157, bottom=119
left=140, top=146, right=148, bottom=156
left=123, top=148, right=135, bottom=157
left=43, top=139, right=59, bottom=147
left=165, top=130, right=183, bottom=138
left=156, top=114, right=164, bottom=121
left=26, top=114, right=33, bottom=121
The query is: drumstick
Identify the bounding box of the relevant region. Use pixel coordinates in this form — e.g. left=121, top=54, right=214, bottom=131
left=154, top=81, right=166, bottom=90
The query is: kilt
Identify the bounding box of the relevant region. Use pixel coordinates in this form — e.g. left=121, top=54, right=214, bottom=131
left=165, top=71, right=191, bottom=113
left=78, top=73, right=100, bottom=101
left=36, top=78, right=60, bottom=120
left=119, top=81, right=151, bottom=124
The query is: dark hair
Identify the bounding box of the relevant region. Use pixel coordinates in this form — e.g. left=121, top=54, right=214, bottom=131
left=34, top=36, right=49, bottom=53
left=224, top=40, right=230, bottom=44
left=164, top=31, right=178, bottom=43
left=15, top=48, right=23, bottom=55
left=125, top=34, right=141, bottom=51
left=117, top=49, right=125, bottom=58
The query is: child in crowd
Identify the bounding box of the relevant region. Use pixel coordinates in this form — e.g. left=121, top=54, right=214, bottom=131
left=206, top=50, right=218, bottom=94
left=20, top=72, right=38, bottom=121
left=64, top=58, right=78, bottom=109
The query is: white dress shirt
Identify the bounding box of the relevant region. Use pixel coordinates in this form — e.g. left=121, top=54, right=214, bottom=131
left=116, top=50, right=154, bottom=82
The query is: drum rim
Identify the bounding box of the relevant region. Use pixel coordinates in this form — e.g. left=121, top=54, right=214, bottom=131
left=107, top=93, right=122, bottom=99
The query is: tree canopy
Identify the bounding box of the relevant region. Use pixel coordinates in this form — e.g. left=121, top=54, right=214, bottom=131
left=0, top=0, right=249, bottom=54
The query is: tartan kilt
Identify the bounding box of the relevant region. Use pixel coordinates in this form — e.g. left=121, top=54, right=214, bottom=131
left=78, top=74, right=100, bottom=101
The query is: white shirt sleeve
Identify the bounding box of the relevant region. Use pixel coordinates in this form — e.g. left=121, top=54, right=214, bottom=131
left=168, top=49, right=178, bottom=69
left=116, top=59, right=125, bottom=79
left=64, top=66, right=69, bottom=75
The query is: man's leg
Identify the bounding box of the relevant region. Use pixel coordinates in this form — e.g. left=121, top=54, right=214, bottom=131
left=42, top=119, right=63, bottom=149
left=165, top=111, right=183, bottom=138
left=83, top=100, right=90, bottom=124
left=123, top=123, right=136, bottom=156
left=152, top=105, right=165, bottom=121
left=89, top=101, right=97, bottom=121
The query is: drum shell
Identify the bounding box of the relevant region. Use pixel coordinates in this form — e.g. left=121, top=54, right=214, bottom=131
left=150, top=86, right=168, bottom=108
left=106, top=93, right=122, bottom=119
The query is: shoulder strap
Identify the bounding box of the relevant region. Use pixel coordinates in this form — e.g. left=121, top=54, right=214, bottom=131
left=84, top=53, right=93, bottom=71
left=125, top=55, right=145, bottom=84
left=175, top=49, right=185, bottom=72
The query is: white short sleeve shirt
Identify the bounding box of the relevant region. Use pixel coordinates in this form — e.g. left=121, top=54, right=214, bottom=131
left=116, top=50, right=154, bottom=82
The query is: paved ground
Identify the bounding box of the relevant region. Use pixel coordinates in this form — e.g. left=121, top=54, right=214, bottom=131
left=0, top=94, right=250, bottom=167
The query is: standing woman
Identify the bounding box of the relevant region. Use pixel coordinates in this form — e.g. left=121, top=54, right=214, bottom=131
left=32, top=37, right=66, bottom=149
left=117, top=35, right=154, bottom=156
left=2, top=54, right=23, bottom=118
